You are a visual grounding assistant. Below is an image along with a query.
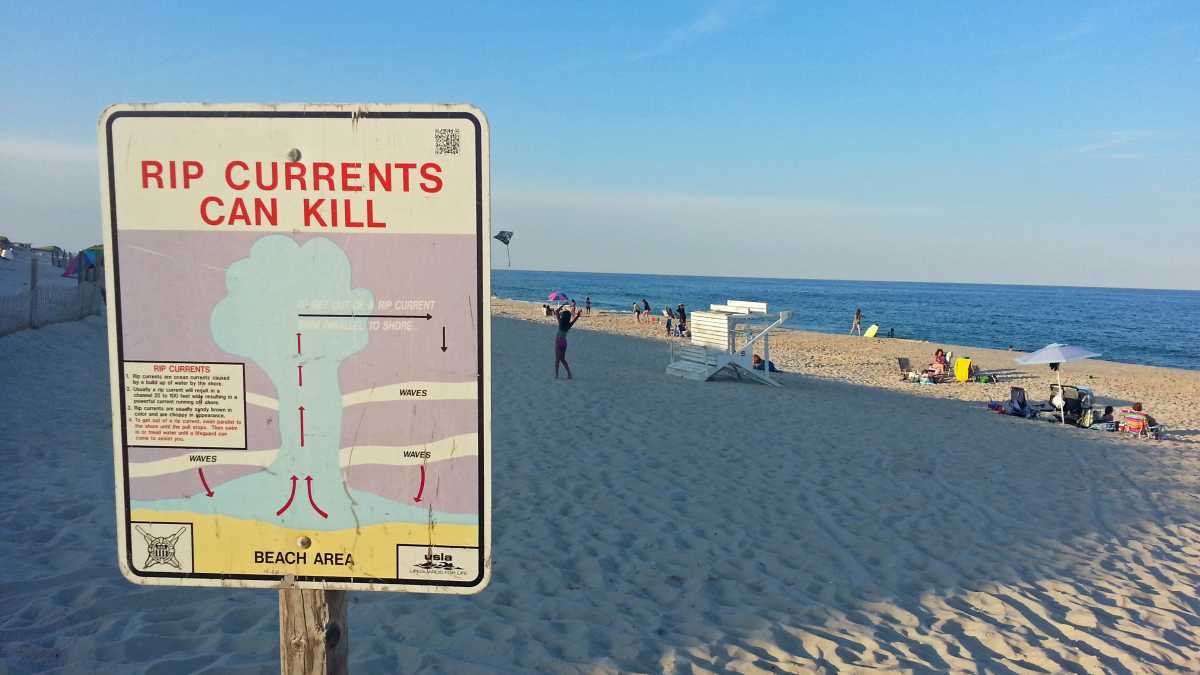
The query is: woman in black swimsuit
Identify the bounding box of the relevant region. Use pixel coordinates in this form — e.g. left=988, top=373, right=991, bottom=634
left=554, top=304, right=582, bottom=379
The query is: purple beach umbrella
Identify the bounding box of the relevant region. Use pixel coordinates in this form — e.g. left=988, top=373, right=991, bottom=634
left=1015, top=343, right=1101, bottom=423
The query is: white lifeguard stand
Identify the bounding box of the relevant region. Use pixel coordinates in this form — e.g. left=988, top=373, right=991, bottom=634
left=666, top=300, right=791, bottom=386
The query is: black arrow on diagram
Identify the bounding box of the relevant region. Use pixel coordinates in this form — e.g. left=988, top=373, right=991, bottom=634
left=298, top=313, right=432, bottom=320
left=441, top=326, right=447, bottom=352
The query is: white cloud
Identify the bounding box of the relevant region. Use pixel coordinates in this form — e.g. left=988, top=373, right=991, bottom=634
left=1053, top=15, right=1100, bottom=42
left=0, top=136, right=96, bottom=163
left=1068, top=130, right=1159, bottom=159
left=631, top=0, right=769, bottom=60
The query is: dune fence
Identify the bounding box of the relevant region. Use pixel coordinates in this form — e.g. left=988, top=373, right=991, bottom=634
left=0, top=259, right=104, bottom=336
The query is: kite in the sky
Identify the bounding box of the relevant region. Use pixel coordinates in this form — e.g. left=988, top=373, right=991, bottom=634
left=493, top=230, right=514, bottom=267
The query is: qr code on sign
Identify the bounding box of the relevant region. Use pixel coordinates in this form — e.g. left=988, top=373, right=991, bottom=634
left=434, top=128, right=460, bottom=155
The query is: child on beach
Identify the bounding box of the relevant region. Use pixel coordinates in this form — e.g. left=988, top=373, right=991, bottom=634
left=585, top=297, right=591, bottom=315
left=554, top=304, right=582, bottom=379
left=1131, top=402, right=1157, bottom=427
left=850, top=307, right=863, bottom=335
left=752, top=354, right=780, bottom=372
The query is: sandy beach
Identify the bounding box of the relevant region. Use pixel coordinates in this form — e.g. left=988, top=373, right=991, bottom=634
left=3, top=312, right=1200, bottom=673
left=495, top=298, right=1200, bottom=443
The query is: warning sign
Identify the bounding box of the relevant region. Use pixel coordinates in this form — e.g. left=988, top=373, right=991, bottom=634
left=124, top=361, right=246, bottom=448
left=100, top=103, right=491, bottom=593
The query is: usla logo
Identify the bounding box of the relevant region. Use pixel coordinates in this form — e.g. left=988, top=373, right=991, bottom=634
left=397, top=544, right=476, bottom=580
left=415, top=551, right=462, bottom=571
left=409, top=547, right=468, bottom=577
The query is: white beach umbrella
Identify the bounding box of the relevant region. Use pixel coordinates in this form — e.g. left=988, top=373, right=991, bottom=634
left=1014, top=343, right=1101, bottom=423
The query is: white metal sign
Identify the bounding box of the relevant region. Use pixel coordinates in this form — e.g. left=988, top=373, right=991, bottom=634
left=99, top=103, right=491, bottom=592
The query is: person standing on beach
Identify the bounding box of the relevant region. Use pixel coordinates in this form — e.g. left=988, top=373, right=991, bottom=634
left=850, top=307, right=863, bottom=335
left=554, top=304, right=582, bottom=379
left=642, top=298, right=651, bottom=316
left=663, top=306, right=674, bottom=336
left=634, top=302, right=642, bottom=322
left=676, top=303, right=687, bottom=336
left=570, top=298, right=577, bottom=314
left=585, top=296, right=591, bottom=315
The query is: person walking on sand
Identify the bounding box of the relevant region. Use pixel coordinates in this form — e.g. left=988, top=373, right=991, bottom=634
left=585, top=296, right=591, bottom=315
left=633, top=302, right=642, bottom=322
left=642, top=298, right=651, bottom=316
left=850, top=307, right=863, bottom=335
left=554, top=304, right=582, bottom=379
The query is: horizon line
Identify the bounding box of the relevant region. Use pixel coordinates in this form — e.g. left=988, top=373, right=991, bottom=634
left=491, top=267, right=1200, bottom=294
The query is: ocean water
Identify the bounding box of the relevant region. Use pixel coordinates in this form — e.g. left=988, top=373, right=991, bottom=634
left=493, top=270, right=1200, bottom=371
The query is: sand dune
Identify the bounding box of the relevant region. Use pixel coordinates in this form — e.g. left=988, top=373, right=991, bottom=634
left=2, top=315, right=1199, bottom=672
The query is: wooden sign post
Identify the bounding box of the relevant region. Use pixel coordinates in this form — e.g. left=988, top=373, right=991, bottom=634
left=279, top=588, right=348, bottom=674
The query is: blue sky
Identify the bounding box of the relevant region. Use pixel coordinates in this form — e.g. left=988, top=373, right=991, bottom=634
left=2, top=1, right=1198, bottom=288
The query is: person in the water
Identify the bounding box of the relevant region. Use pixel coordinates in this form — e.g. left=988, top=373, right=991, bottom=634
left=554, top=304, right=582, bottom=379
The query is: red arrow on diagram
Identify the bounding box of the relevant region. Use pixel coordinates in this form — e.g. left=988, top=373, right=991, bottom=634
left=276, top=475, right=298, bottom=516
left=306, top=476, right=328, bottom=518
left=298, top=406, right=306, bottom=447
left=413, top=464, right=426, bottom=503
left=297, top=365, right=303, bottom=387
left=296, top=332, right=302, bottom=355
left=197, top=468, right=214, bottom=497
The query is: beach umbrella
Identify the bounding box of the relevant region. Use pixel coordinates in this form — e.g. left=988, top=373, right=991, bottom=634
left=493, top=230, right=514, bottom=267
left=548, top=291, right=569, bottom=303
left=1014, top=343, right=1101, bottom=423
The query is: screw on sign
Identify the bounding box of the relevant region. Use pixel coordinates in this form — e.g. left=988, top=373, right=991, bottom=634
left=99, top=103, right=492, bottom=674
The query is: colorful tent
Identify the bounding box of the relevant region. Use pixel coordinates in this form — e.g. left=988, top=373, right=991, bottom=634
left=63, top=249, right=99, bottom=279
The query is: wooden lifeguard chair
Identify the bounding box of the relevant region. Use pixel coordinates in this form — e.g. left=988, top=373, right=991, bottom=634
left=665, top=300, right=791, bottom=386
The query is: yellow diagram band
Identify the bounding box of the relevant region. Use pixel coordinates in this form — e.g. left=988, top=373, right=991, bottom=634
left=131, top=509, right=477, bottom=579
